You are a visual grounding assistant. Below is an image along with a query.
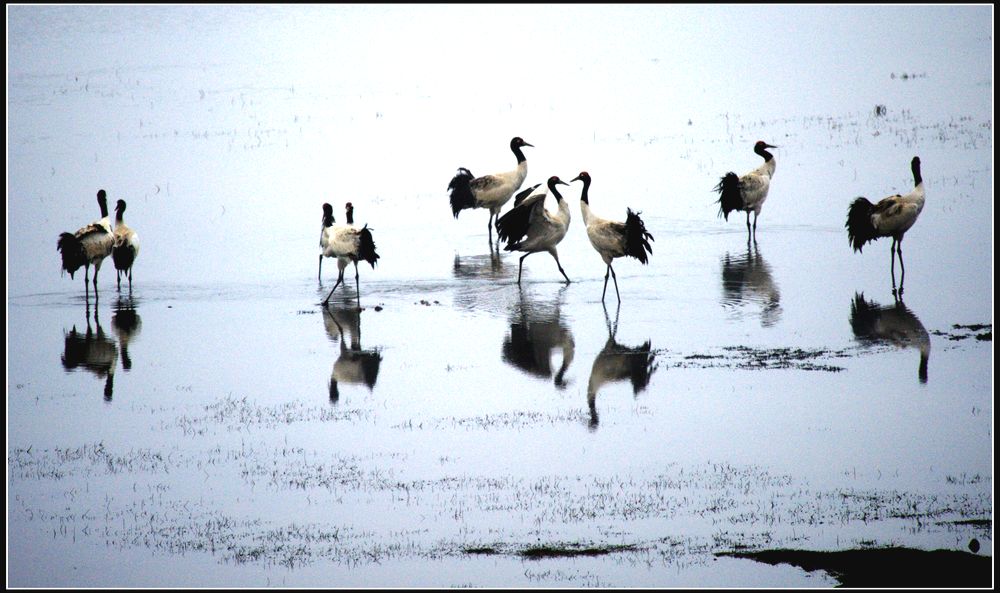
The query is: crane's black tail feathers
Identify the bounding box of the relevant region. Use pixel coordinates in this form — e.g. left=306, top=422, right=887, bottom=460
left=714, top=172, right=742, bottom=220
left=358, top=225, right=380, bottom=268
left=57, top=232, right=86, bottom=278
left=112, top=242, right=137, bottom=273
left=624, top=208, right=654, bottom=264
left=846, top=196, right=878, bottom=252
left=496, top=201, right=533, bottom=250
left=448, top=167, right=477, bottom=218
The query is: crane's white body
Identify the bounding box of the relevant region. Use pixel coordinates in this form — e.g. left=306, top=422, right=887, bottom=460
left=573, top=171, right=654, bottom=301
left=496, top=177, right=573, bottom=285
left=510, top=188, right=571, bottom=254
left=58, top=190, right=115, bottom=298
left=846, top=156, right=925, bottom=295
left=738, top=157, right=776, bottom=216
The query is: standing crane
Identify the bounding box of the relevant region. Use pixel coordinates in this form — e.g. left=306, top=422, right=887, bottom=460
left=715, top=141, right=778, bottom=240
left=319, top=202, right=380, bottom=306
left=448, top=137, right=533, bottom=246
left=571, top=171, right=654, bottom=301
left=846, top=156, right=925, bottom=295
left=111, top=199, right=140, bottom=292
left=58, top=189, right=115, bottom=300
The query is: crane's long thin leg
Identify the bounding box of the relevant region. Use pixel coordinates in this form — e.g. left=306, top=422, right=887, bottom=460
left=487, top=211, right=494, bottom=245
left=551, top=250, right=570, bottom=284
left=752, top=212, right=758, bottom=238
left=746, top=211, right=752, bottom=239
left=897, top=237, right=905, bottom=295
left=324, top=271, right=344, bottom=304
left=354, top=260, right=362, bottom=307
left=888, top=238, right=900, bottom=298
left=601, top=265, right=610, bottom=301
left=318, top=254, right=323, bottom=281
left=518, top=253, right=531, bottom=284
left=608, top=263, right=620, bottom=302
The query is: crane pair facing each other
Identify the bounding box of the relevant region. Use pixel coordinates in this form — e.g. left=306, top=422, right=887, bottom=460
left=448, top=137, right=654, bottom=302
left=58, top=189, right=140, bottom=299
left=318, top=201, right=380, bottom=306
left=494, top=173, right=654, bottom=302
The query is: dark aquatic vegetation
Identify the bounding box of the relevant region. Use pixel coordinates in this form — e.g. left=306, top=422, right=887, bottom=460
left=717, top=547, right=991, bottom=588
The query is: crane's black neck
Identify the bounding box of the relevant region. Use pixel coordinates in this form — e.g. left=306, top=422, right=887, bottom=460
left=911, top=159, right=922, bottom=186
left=346, top=208, right=354, bottom=225
left=322, top=204, right=335, bottom=227
left=511, top=143, right=527, bottom=164
left=579, top=178, right=591, bottom=205
left=755, top=144, right=774, bottom=162
left=549, top=180, right=565, bottom=202
left=98, top=195, right=109, bottom=218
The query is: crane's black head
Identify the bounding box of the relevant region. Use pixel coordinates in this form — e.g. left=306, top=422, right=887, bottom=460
left=754, top=140, right=777, bottom=151
left=115, top=199, right=127, bottom=213
left=345, top=202, right=353, bottom=212
left=322, top=203, right=334, bottom=226
left=911, top=156, right=922, bottom=185
left=548, top=175, right=568, bottom=188
left=511, top=137, right=534, bottom=149
left=571, top=172, right=591, bottom=203
left=97, top=189, right=107, bottom=200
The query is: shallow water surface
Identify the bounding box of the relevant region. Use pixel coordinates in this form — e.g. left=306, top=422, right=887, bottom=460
left=7, top=5, right=993, bottom=588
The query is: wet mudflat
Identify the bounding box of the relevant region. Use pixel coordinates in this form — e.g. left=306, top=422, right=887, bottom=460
left=7, top=5, right=993, bottom=588
left=8, top=214, right=993, bottom=587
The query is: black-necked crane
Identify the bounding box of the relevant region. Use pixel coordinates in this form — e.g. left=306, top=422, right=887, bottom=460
left=586, top=304, right=658, bottom=430
left=111, top=199, right=140, bottom=292
left=448, top=136, right=533, bottom=245
left=320, top=202, right=380, bottom=305
left=58, top=189, right=115, bottom=299
left=62, top=309, right=118, bottom=401
left=322, top=304, right=383, bottom=403
left=850, top=292, right=930, bottom=383
left=571, top=171, right=654, bottom=302
left=318, top=202, right=335, bottom=280
left=715, top=141, right=778, bottom=239
left=495, top=175, right=572, bottom=284
left=846, top=156, right=925, bottom=294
